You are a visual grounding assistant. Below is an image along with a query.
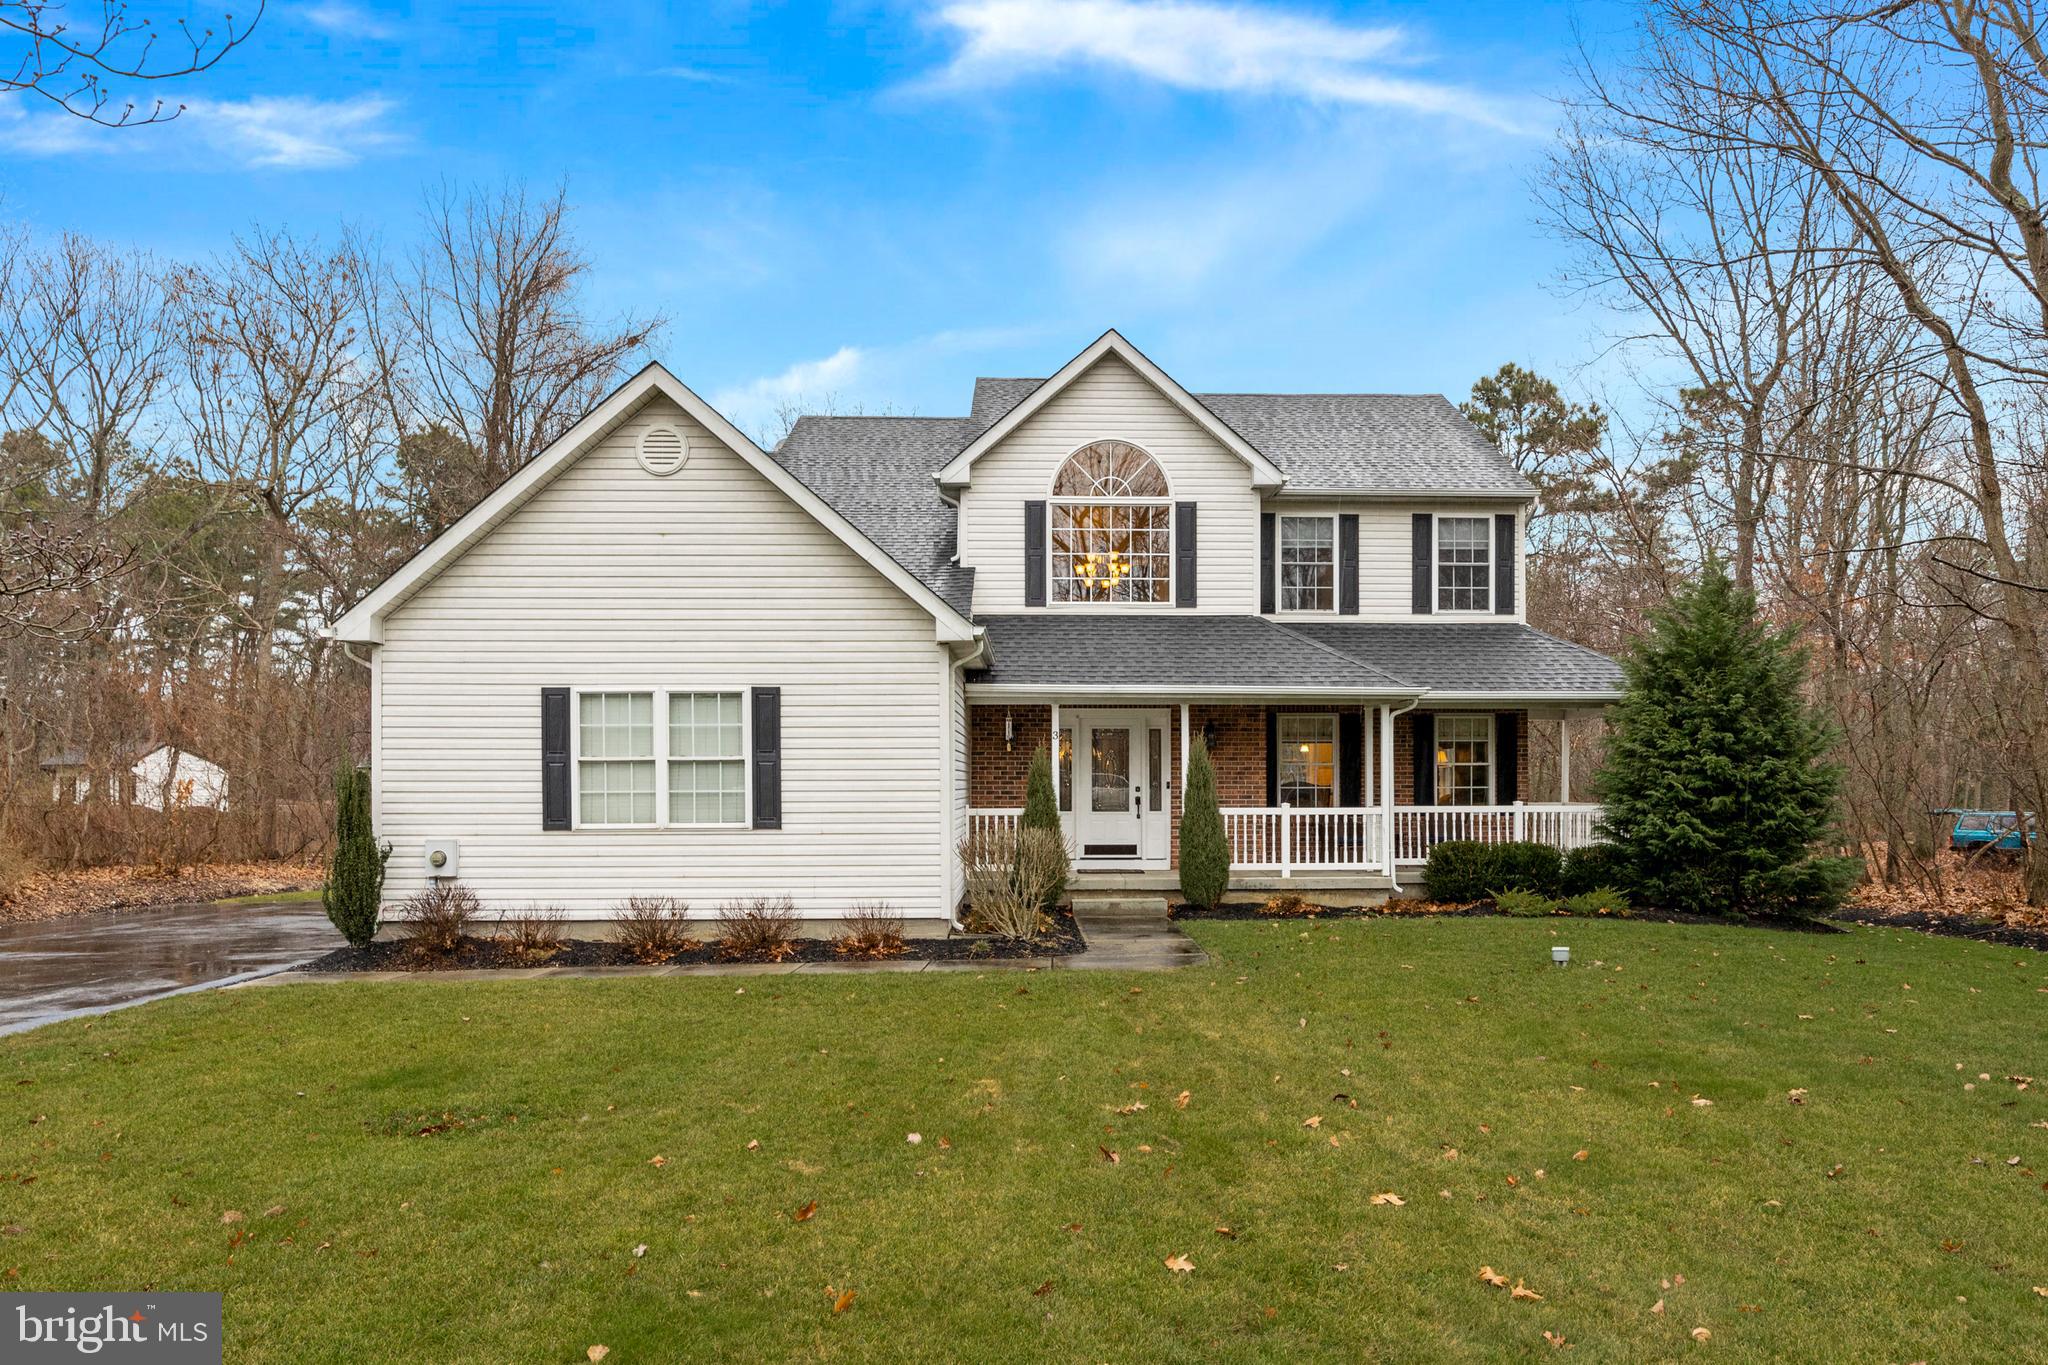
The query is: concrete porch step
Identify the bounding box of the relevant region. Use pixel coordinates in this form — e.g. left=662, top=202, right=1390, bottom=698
left=1067, top=893, right=1172, bottom=920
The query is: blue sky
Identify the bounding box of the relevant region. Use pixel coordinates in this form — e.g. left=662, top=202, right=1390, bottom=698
left=1, top=0, right=1633, bottom=435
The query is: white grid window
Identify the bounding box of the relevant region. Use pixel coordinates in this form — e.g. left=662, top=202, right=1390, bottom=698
left=1052, top=503, right=1173, bottom=604
left=1434, top=714, right=1493, bottom=807
left=1437, top=516, right=1492, bottom=612
left=578, top=692, right=655, bottom=825
left=1279, top=516, right=1336, bottom=612
left=1278, top=714, right=1338, bottom=809
left=668, top=692, right=746, bottom=825
left=1050, top=441, right=1173, bottom=605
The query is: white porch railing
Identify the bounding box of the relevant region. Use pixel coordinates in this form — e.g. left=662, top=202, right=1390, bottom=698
left=1390, top=803, right=1603, bottom=865
left=962, top=802, right=1604, bottom=876
left=1222, top=806, right=1384, bottom=874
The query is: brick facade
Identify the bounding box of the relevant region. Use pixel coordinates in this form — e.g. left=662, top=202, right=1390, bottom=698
left=967, top=702, right=1532, bottom=867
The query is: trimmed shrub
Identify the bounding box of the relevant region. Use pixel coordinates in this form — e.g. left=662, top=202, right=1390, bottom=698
left=1259, top=892, right=1318, bottom=918
left=1492, top=888, right=1559, bottom=917
left=497, top=907, right=568, bottom=962
left=402, top=882, right=480, bottom=958
left=615, top=896, right=695, bottom=962
left=1178, top=740, right=1230, bottom=910
left=1423, top=840, right=1559, bottom=902
left=833, top=901, right=908, bottom=959
left=1598, top=561, right=1844, bottom=917
left=1563, top=886, right=1631, bottom=916
left=324, top=765, right=390, bottom=948
left=1561, top=842, right=1630, bottom=897
left=1019, top=748, right=1070, bottom=911
left=715, top=896, right=799, bottom=961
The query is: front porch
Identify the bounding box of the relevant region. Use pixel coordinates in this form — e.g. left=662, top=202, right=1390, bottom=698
left=965, top=699, right=1604, bottom=889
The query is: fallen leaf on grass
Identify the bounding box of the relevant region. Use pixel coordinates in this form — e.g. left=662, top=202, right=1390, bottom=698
left=1651, top=1299, right=1665, bottom=1315
left=1174, top=1091, right=1192, bottom=1109
left=1690, top=1097, right=1714, bottom=1108
left=831, top=1288, right=856, bottom=1314
left=1573, top=1149, right=1589, bottom=1161
left=793, top=1201, right=817, bottom=1223
left=1032, top=1280, right=1053, bottom=1297
left=1788, top=1089, right=1808, bottom=1105
left=1478, top=1266, right=1509, bottom=1288
left=220, top=1211, right=243, bottom=1225
left=1369, top=1192, right=1405, bottom=1206
left=1302, top=1115, right=1322, bottom=1129
left=587, top=1348, right=609, bottom=1362
left=1214, top=1226, right=1237, bottom=1240
left=1164, top=1254, right=1195, bottom=1274
left=1691, top=1327, right=1711, bottom=1343
left=262, top=1205, right=285, bottom=1218
left=1544, top=1330, right=1570, bottom=1349
left=1511, top=1280, right=1543, bottom=1302
left=1098, top=1147, right=1120, bottom=1165
left=745, top=1140, right=760, bottom=1152
left=632, top=1243, right=648, bottom=1258
left=649, top=1155, right=668, bottom=1167
left=1115, top=1102, right=1147, bottom=1116
left=2033, top=1286, right=2048, bottom=1297
left=905, top=1133, right=922, bottom=1145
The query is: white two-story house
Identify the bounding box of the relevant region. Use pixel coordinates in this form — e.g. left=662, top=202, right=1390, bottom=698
left=330, top=330, right=1622, bottom=927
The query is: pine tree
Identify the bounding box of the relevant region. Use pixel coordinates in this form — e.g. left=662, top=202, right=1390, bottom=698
left=324, top=765, right=390, bottom=948
left=1020, top=747, right=1069, bottom=910
left=1597, top=562, right=1849, bottom=916
left=1179, top=739, right=1231, bottom=910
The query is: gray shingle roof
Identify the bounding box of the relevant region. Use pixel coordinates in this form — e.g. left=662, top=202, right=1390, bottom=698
left=772, top=415, right=976, bottom=616
left=968, top=616, right=1407, bottom=692
left=1282, top=622, right=1625, bottom=696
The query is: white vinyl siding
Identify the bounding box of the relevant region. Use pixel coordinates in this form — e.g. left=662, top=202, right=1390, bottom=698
left=958, top=355, right=1261, bottom=614
left=374, top=394, right=953, bottom=920
left=1261, top=500, right=1526, bottom=622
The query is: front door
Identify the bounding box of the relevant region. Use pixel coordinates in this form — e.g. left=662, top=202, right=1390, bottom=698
left=1080, top=719, right=1143, bottom=859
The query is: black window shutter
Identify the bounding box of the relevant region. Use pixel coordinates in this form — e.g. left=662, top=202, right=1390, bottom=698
left=1024, top=501, right=1048, bottom=607
left=1494, top=513, right=1516, bottom=616
left=1339, top=711, right=1363, bottom=806
left=541, top=687, right=571, bottom=831
left=1260, top=513, right=1277, bottom=614
left=1264, top=709, right=1279, bottom=805
left=1411, top=513, right=1433, bottom=615
left=752, top=687, right=782, bottom=830
left=1495, top=712, right=1519, bottom=804
left=1175, top=501, right=1198, bottom=608
left=1412, top=712, right=1436, bottom=806
left=1339, top=513, right=1360, bottom=616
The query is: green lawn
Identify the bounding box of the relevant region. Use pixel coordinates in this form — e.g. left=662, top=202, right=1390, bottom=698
left=4, top=918, right=2044, bottom=1362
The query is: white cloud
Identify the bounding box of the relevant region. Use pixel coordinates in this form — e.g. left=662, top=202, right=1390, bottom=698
left=711, top=346, right=868, bottom=436
left=184, top=94, right=404, bottom=168
left=918, top=0, right=1521, bottom=129
left=0, top=92, right=404, bottom=168
left=302, top=2, right=398, bottom=40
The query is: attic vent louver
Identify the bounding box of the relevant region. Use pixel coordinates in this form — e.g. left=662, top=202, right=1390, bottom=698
left=638, top=424, right=689, bottom=476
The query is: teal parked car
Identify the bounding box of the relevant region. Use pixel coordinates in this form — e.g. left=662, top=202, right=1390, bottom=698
left=1940, top=809, right=2038, bottom=853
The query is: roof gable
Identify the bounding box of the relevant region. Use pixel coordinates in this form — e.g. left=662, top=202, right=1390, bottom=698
left=328, top=365, right=980, bottom=645
left=935, top=331, right=1287, bottom=491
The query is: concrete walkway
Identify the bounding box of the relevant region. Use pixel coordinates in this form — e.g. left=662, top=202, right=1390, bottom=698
left=245, top=900, right=1205, bottom=986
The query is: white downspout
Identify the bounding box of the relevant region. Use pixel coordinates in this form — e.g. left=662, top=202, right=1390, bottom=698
left=1382, top=696, right=1421, bottom=894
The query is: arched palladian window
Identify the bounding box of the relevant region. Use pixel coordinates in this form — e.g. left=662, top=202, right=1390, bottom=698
left=1050, top=441, right=1172, bottom=604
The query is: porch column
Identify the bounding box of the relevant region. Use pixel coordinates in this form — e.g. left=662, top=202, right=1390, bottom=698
left=1379, top=703, right=1397, bottom=889
left=1180, top=702, right=1190, bottom=795
left=1559, top=712, right=1572, bottom=803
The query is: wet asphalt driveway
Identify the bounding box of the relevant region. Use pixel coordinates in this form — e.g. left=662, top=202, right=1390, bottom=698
left=0, top=900, right=340, bottom=1035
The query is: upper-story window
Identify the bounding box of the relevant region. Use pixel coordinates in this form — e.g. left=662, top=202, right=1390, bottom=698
left=1050, top=441, right=1172, bottom=605
left=1278, top=515, right=1336, bottom=612
left=1436, top=515, right=1493, bottom=612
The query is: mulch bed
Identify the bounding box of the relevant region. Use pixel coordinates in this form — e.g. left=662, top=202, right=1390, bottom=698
left=1835, top=905, right=2048, bottom=954
left=297, top=911, right=1086, bottom=972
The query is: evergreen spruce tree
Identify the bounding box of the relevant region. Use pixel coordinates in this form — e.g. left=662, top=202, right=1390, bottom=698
left=1598, top=562, right=1849, bottom=916
left=1020, top=747, right=1069, bottom=909
left=324, top=765, right=390, bottom=948
left=1178, top=739, right=1231, bottom=910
